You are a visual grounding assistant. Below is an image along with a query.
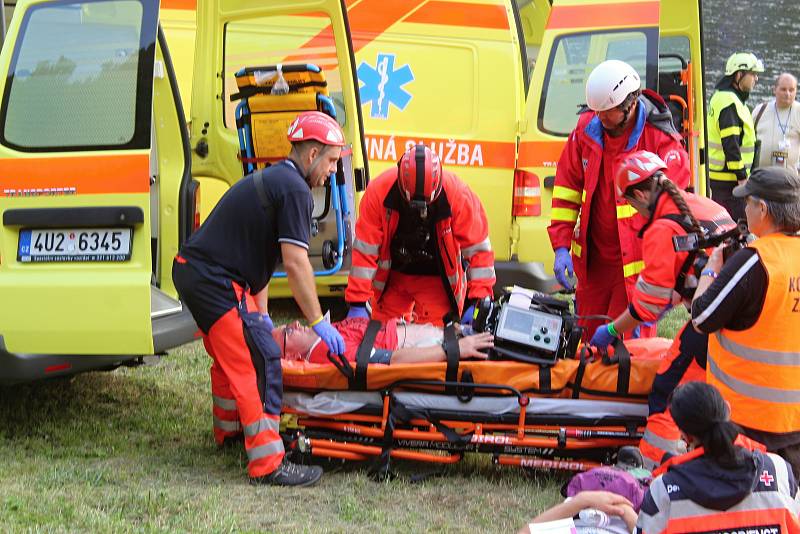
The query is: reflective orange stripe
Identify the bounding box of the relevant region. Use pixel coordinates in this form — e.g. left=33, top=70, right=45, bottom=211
left=364, top=134, right=515, bottom=168
left=404, top=1, right=509, bottom=30
left=518, top=140, right=566, bottom=168
left=285, top=0, right=427, bottom=63
left=0, top=154, right=149, bottom=196
left=547, top=1, right=659, bottom=29
left=161, top=0, right=195, bottom=9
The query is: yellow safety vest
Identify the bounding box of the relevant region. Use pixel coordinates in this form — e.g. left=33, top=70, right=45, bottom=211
left=707, top=90, right=756, bottom=181
left=707, top=234, right=800, bottom=433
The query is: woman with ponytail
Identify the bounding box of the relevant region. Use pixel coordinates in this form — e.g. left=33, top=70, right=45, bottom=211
left=588, top=150, right=737, bottom=470
left=636, top=382, right=800, bottom=534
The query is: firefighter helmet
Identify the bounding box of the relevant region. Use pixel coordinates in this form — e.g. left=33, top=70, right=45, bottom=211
left=286, top=111, right=345, bottom=146
left=397, top=144, right=443, bottom=205
left=724, top=52, right=765, bottom=76
left=615, top=150, right=667, bottom=198
left=585, top=60, right=641, bottom=112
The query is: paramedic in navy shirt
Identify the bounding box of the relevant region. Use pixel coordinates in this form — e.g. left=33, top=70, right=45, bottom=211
left=172, top=111, right=346, bottom=487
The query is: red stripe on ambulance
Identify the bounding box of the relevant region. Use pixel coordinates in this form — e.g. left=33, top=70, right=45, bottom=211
left=547, top=1, right=659, bottom=29
left=404, top=1, right=509, bottom=30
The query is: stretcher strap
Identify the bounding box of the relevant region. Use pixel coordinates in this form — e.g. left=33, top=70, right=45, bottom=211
left=603, top=339, right=631, bottom=395
left=230, top=81, right=328, bottom=102
left=572, top=346, right=590, bottom=399
left=442, top=318, right=460, bottom=394
left=354, top=319, right=383, bottom=390
left=539, top=365, right=552, bottom=392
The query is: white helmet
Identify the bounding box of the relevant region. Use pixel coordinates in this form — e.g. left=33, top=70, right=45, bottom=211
left=585, top=60, right=641, bottom=112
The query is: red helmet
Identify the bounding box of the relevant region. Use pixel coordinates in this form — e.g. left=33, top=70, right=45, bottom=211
left=397, top=144, right=443, bottom=205
left=615, top=150, right=667, bottom=198
left=286, top=111, right=345, bottom=147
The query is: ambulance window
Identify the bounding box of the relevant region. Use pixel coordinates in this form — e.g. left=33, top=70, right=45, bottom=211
left=539, top=29, right=657, bottom=137
left=222, top=13, right=347, bottom=132
left=0, top=0, right=157, bottom=151
left=659, top=36, right=691, bottom=72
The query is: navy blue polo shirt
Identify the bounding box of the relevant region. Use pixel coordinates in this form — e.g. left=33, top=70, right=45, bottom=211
left=180, top=160, right=313, bottom=294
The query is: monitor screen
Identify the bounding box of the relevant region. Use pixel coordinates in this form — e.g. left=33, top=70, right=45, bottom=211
left=503, top=308, right=535, bottom=335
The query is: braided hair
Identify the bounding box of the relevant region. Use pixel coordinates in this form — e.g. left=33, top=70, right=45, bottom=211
left=670, top=382, right=745, bottom=468
left=624, top=172, right=702, bottom=234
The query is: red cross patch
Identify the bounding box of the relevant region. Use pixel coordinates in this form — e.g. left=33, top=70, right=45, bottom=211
left=760, top=470, right=775, bottom=486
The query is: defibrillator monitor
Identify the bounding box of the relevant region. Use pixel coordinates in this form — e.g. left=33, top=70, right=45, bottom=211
left=495, top=305, right=562, bottom=355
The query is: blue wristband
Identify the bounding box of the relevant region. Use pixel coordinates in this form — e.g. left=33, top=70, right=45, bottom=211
left=701, top=269, right=719, bottom=279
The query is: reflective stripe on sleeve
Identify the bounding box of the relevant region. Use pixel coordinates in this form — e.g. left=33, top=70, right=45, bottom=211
left=641, top=429, right=683, bottom=456
left=623, top=261, right=644, bottom=278
left=720, top=125, right=742, bottom=137
left=740, top=145, right=755, bottom=154
left=708, top=357, right=800, bottom=403
left=551, top=207, right=579, bottom=222
left=462, top=238, right=492, bottom=258
left=353, top=238, right=380, bottom=256
left=636, top=277, right=674, bottom=299
left=616, top=204, right=637, bottom=219
left=708, top=142, right=724, bottom=151
left=246, top=439, right=285, bottom=461
left=378, top=259, right=392, bottom=270
left=350, top=266, right=377, bottom=280
left=243, top=417, right=281, bottom=437
left=553, top=185, right=581, bottom=204
left=213, top=395, right=237, bottom=411
left=467, top=266, right=496, bottom=281
left=373, top=280, right=385, bottom=291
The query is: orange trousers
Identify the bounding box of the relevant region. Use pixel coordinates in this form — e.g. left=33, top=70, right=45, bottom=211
left=372, top=272, right=454, bottom=326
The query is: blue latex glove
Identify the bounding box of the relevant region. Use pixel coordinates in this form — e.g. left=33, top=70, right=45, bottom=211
left=553, top=247, right=574, bottom=290
left=461, top=304, right=476, bottom=325
left=261, top=314, right=274, bottom=330
left=312, top=319, right=346, bottom=356
left=346, top=305, right=370, bottom=320
left=590, top=324, right=616, bottom=349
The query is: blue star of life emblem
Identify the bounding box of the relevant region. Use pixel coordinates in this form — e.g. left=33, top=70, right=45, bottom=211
left=357, top=53, right=414, bottom=119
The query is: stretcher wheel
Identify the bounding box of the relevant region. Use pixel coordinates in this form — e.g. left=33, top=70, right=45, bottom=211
left=322, top=240, right=338, bottom=269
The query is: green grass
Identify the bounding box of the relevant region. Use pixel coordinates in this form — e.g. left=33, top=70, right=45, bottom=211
left=0, top=300, right=688, bottom=532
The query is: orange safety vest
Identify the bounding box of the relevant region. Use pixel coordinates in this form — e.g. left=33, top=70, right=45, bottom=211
left=707, top=233, right=800, bottom=434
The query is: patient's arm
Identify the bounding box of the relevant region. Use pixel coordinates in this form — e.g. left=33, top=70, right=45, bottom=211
left=390, top=332, right=493, bottom=364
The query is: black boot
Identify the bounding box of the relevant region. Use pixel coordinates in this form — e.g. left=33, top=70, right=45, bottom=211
left=250, top=458, right=323, bottom=487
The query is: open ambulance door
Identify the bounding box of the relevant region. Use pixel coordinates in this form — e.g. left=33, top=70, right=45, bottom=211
left=515, top=0, right=661, bottom=279
left=0, top=0, right=169, bottom=380
left=189, top=0, right=368, bottom=287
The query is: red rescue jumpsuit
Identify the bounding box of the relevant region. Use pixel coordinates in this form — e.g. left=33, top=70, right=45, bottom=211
left=548, top=90, right=690, bottom=340
left=629, top=190, right=735, bottom=469
left=345, top=168, right=495, bottom=325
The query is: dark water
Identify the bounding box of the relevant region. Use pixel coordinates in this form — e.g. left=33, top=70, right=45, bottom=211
left=703, top=0, right=800, bottom=104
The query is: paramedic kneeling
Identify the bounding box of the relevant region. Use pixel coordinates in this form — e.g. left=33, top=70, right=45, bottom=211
left=344, top=144, right=495, bottom=326
left=691, top=166, right=800, bottom=479
left=589, top=151, right=735, bottom=469
left=172, top=111, right=347, bottom=487
left=636, top=382, right=800, bottom=534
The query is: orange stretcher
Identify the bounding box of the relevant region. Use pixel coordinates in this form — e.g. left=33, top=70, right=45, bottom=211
left=280, top=338, right=673, bottom=477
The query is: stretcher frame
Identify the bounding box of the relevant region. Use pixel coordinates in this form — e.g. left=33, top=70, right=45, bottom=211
left=282, top=378, right=647, bottom=476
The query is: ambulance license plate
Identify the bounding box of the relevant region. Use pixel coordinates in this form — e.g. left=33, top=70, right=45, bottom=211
left=18, top=228, right=133, bottom=263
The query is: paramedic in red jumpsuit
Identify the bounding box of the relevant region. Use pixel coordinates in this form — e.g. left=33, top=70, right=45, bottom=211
left=344, top=144, right=495, bottom=326
left=548, top=60, right=690, bottom=340
left=171, top=111, right=346, bottom=486
left=589, top=150, right=735, bottom=470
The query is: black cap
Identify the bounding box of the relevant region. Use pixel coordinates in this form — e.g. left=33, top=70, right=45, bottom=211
left=732, top=166, right=800, bottom=202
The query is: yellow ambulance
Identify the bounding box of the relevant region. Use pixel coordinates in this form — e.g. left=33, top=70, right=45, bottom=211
left=0, top=0, right=367, bottom=384
left=161, top=0, right=706, bottom=293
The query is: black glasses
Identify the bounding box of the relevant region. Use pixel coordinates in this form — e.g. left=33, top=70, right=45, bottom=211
left=283, top=326, right=295, bottom=356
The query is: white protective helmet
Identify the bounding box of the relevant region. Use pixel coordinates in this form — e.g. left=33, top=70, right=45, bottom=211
left=585, top=60, right=642, bottom=112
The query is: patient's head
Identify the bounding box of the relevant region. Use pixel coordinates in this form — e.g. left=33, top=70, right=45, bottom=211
left=272, top=320, right=319, bottom=360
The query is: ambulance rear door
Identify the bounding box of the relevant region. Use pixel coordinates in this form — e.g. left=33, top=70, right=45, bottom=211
left=516, top=0, right=661, bottom=279
left=189, top=0, right=368, bottom=292
left=0, top=0, right=160, bottom=355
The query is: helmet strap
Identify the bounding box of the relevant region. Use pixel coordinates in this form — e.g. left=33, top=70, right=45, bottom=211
left=410, top=144, right=429, bottom=219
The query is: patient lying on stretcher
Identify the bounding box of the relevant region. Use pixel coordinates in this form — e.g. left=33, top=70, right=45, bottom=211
left=272, top=318, right=493, bottom=365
